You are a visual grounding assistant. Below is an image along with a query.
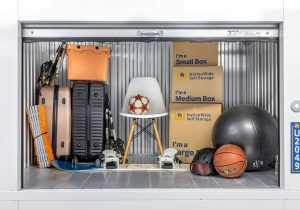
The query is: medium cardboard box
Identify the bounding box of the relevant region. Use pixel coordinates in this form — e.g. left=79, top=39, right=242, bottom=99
left=172, top=66, right=223, bottom=103
left=169, top=103, right=222, bottom=163
left=173, top=42, right=218, bottom=66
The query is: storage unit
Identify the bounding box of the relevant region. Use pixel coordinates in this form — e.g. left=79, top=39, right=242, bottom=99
left=20, top=23, right=280, bottom=190
left=3, top=0, right=300, bottom=209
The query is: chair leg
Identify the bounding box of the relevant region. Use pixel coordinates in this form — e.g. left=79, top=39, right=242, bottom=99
left=152, top=119, right=164, bottom=155
left=123, top=119, right=136, bottom=164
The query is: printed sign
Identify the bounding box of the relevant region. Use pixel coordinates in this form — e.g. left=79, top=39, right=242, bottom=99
left=291, top=122, right=300, bottom=173
left=174, top=112, right=186, bottom=121
left=176, top=72, right=188, bottom=80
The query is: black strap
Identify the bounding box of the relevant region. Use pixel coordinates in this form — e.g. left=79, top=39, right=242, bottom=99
left=52, top=85, right=59, bottom=158
left=34, top=132, right=48, bottom=139
left=105, top=108, right=110, bottom=150
left=106, top=94, right=112, bottom=149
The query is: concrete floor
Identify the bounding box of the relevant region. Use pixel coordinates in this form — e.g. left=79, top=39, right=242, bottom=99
left=23, top=158, right=278, bottom=189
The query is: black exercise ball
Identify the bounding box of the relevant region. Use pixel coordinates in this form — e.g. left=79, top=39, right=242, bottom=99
left=212, top=105, right=278, bottom=171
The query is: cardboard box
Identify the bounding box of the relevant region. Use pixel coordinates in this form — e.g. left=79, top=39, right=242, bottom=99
left=172, top=66, right=223, bottom=103
left=169, top=103, right=222, bottom=163
left=173, top=42, right=218, bottom=66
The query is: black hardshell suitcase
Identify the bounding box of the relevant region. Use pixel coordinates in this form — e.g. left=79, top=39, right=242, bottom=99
left=72, top=82, right=109, bottom=165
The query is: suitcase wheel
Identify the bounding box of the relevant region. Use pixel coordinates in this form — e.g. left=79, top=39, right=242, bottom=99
left=95, top=158, right=101, bottom=168
left=72, top=156, right=78, bottom=168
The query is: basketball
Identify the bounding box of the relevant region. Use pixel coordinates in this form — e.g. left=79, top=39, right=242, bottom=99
left=129, top=94, right=150, bottom=115
left=213, top=144, right=247, bottom=178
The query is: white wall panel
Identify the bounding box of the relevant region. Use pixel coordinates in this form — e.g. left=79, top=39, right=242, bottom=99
left=284, top=200, right=300, bottom=210
left=19, top=200, right=283, bottom=210
left=18, top=0, right=283, bottom=22
left=283, top=0, right=300, bottom=190
left=0, top=0, right=20, bottom=191
left=0, top=201, right=18, bottom=210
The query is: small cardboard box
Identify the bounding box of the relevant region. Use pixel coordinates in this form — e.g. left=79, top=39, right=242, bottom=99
left=173, top=42, right=218, bottom=66
left=172, top=66, right=223, bottom=103
left=169, top=103, right=222, bottom=163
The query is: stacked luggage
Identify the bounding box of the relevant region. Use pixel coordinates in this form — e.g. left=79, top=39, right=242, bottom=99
left=37, top=43, right=122, bottom=168
left=67, top=44, right=111, bottom=166
left=37, top=43, right=72, bottom=161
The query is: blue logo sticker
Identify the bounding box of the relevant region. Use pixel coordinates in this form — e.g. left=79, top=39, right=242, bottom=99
left=291, top=122, right=300, bottom=173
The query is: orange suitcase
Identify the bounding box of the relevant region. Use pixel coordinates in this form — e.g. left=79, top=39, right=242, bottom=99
left=66, top=44, right=110, bottom=82
left=39, top=86, right=72, bottom=160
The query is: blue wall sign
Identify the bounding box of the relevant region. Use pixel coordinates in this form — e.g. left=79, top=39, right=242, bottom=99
left=291, top=122, right=300, bottom=173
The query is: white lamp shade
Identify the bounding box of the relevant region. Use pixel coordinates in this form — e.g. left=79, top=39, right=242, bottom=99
left=120, top=77, right=168, bottom=119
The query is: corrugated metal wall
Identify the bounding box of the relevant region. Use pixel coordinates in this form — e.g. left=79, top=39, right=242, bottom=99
left=219, top=41, right=279, bottom=118
left=22, top=41, right=279, bottom=167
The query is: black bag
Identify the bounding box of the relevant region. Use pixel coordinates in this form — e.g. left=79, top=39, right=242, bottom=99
left=72, top=82, right=109, bottom=165
left=37, top=42, right=66, bottom=88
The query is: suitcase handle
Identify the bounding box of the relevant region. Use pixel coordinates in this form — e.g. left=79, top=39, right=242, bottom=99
left=136, top=30, right=164, bottom=37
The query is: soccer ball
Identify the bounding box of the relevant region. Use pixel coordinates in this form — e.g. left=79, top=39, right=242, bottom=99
left=129, top=94, right=150, bottom=115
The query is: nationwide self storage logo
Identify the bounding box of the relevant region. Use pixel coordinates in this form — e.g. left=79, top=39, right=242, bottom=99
left=176, top=72, right=188, bottom=80
left=174, top=112, right=186, bottom=120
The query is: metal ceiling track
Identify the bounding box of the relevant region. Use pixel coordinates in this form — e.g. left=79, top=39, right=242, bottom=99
left=22, top=22, right=279, bottom=41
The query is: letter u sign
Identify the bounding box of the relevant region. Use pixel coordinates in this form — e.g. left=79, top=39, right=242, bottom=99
left=295, top=129, right=300, bottom=137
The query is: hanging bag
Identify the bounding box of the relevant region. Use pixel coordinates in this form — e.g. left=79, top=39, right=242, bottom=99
left=37, top=42, right=66, bottom=87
